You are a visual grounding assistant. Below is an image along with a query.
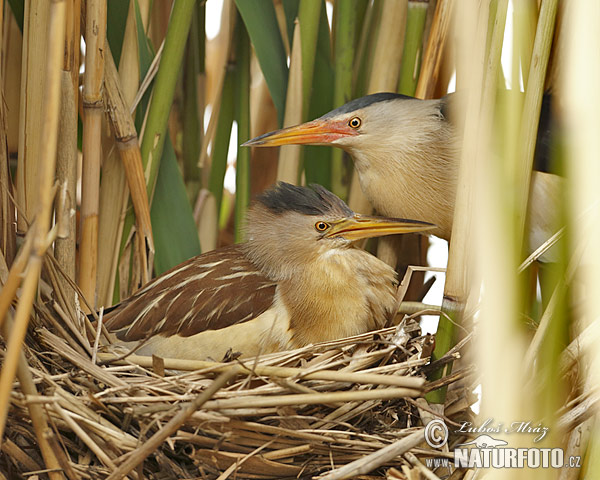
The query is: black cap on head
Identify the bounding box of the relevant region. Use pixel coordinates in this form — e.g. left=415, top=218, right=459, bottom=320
left=321, top=92, right=415, bottom=119
left=256, top=182, right=353, bottom=217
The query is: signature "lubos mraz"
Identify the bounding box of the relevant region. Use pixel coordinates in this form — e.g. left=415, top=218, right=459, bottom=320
left=456, top=419, right=549, bottom=443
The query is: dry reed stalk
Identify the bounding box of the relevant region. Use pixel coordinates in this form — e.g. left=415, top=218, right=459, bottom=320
left=15, top=1, right=50, bottom=229
left=249, top=79, right=279, bottom=196
left=103, top=44, right=154, bottom=283
left=97, top=0, right=149, bottom=306
left=43, top=428, right=82, bottom=480
left=0, top=438, right=41, bottom=472
left=79, top=0, right=107, bottom=310
left=276, top=20, right=303, bottom=184
left=0, top=233, right=33, bottom=332
left=1, top=316, right=65, bottom=480
left=54, top=0, right=81, bottom=316
left=53, top=403, right=117, bottom=470
left=2, top=7, right=22, bottom=160
left=369, top=0, right=408, bottom=93
left=194, top=189, right=218, bottom=252
left=201, top=388, right=421, bottom=411
left=99, top=352, right=423, bottom=388
left=41, top=330, right=128, bottom=389
left=0, top=0, right=67, bottom=466
left=319, top=429, right=424, bottom=480
left=0, top=60, right=15, bottom=266
left=55, top=73, right=78, bottom=315
left=104, top=368, right=239, bottom=480
left=415, top=0, right=453, bottom=99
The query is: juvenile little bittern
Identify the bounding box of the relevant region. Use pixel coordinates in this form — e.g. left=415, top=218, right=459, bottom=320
left=244, top=93, right=561, bottom=257
left=104, top=182, right=434, bottom=360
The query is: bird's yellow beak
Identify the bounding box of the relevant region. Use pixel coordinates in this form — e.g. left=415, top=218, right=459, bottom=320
left=325, top=215, right=435, bottom=241
left=243, top=119, right=358, bottom=147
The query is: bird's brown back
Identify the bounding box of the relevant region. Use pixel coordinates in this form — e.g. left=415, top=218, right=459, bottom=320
left=104, top=245, right=277, bottom=341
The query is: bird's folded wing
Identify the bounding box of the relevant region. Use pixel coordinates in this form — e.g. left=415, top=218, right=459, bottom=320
left=104, top=245, right=277, bottom=341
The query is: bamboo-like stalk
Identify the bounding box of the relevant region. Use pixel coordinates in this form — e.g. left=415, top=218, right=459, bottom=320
left=54, top=0, right=80, bottom=311
left=415, top=0, right=453, bottom=99
left=0, top=0, right=12, bottom=267
left=194, top=190, right=218, bottom=252
left=55, top=72, right=77, bottom=316
left=234, top=20, right=251, bottom=243
left=104, top=44, right=154, bottom=285
left=54, top=0, right=80, bottom=313
left=0, top=0, right=66, bottom=449
left=248, top=79, right=279, bottom=196
left=0, top=71, right=15, bottom=266
left=80, top=0, right=107, bottom=309
left=97, top=0, right=148, bottom=306
left=16, top=1, right=51, bottom=228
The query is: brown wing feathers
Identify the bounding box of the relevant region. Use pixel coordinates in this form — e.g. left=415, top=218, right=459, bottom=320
left=104, top=245, right=277, bottom=341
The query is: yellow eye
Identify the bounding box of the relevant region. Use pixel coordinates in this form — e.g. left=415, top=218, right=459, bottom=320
left=315, top=221, right=330, bottom=232
left=348, top=117, right=361, bottom=129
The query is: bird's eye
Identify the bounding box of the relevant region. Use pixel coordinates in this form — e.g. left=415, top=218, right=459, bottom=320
left=348, top=117, right=361, bottom=129
left=315, top=221, right=330, bottom=232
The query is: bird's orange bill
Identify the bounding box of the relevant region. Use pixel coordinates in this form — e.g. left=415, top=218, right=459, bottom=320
left=325, top=215, right=435, bottom=241
left=243, top=119, right=358, bottom=147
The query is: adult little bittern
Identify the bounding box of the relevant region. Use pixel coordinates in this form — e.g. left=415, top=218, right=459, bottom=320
left=104, top=182, right=434, bottom=360
left=244, top=93, right=561, bottom=256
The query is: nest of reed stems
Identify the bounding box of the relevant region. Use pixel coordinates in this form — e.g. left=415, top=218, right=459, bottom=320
left=1, top=263, right=477, bottom=479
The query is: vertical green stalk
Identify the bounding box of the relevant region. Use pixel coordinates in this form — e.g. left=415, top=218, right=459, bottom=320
left=183, top=5, right=201, bottom=198
left=298, top=0, right=322, bottom=117
left=304, top=4, right=334, bottom=188
left=397, top=0, right=428, bottom=96
left=209, top=70, right=235, bottom=216
left=331, top=0, right=356, bottom=201
left=235, top=19, right=250, bottom=243
left=140, top=0, right=196, bottom=199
